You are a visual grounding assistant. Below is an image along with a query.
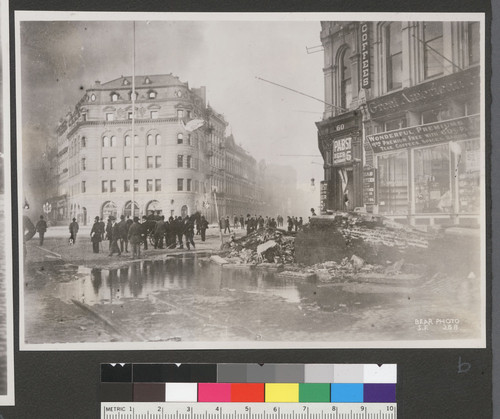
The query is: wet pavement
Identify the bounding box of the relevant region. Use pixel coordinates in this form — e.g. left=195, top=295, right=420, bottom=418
left=23, top=248, right=482, bottom=345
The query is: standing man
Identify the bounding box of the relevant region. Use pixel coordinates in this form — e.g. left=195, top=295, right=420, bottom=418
left=35, top=215, right=47, bottom=246
left=183, top=216, right=195, bottom=250
left=108, top=216, right=121, bottom=256
left=128, top=217, right=142, bottom=258
left=153, top=216, right=166, bottom=249
left=118, top=215, right=129, bottom=253
left=98, top=217, right=106, bottom=241
left=90, top=216, right=102, bottom=254
left=105, top=217, right=113, bottom=249
left=200, top=215, right=209, bottom=242
left=69, top=218, right=79, bottom=244
left=224, top=216, right=231, bottom=234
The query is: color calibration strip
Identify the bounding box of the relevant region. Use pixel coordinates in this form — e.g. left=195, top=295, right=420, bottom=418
left=101, top=364, right=396, bottom=403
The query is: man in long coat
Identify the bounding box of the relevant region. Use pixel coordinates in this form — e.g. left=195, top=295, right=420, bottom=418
left=90, top=216, right=102, bottom=253
left=108, top=216, right=121, bottom=256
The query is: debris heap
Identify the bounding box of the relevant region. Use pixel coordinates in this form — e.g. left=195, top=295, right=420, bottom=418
left=220, top=228, right=296, bottom=264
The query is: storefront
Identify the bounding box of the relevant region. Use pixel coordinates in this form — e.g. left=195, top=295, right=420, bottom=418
left=366, top=114, right=481, bottom=226
left=317, top=111, right=363, bottom=213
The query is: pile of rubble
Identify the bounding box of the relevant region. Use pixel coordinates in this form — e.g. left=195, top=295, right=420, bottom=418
left=220, top=228, right=295, bottom=264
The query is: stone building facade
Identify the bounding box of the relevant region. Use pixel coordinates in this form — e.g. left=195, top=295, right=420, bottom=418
left=317, top=20, right=482, bottom=227
left=54, top=74, right=263, bottom=225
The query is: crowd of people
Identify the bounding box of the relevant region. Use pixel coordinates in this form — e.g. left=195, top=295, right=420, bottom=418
left=87, top=212, right=209, bottom=258
left=219, top=214, right=305, bottom=235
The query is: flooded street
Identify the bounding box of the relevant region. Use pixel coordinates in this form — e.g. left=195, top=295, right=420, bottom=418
left=23, top=252, right=482, bottom=345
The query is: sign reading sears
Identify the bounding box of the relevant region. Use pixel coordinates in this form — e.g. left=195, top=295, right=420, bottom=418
left=366, top=115, right=480, bottom=153
left=333, top=137, right=352, bottom=164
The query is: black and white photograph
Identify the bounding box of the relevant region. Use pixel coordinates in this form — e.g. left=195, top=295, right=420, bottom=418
left=16, top=12, right=486, bottom=350
left=0, top=0, right=14, bottom=406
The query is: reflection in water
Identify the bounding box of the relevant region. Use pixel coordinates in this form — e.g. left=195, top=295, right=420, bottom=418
left=54, top=254, right=392, bottom=312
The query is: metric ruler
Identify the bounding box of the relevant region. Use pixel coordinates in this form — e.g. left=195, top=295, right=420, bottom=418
left=101, top=403, right=397, bottom=419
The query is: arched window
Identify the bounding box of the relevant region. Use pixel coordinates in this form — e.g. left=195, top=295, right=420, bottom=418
left=147, top=134, right=153, bottom=146
left=101, top=201, right=117, bottom=220
left=340, top=48, right=352, bottom=110
left=124, top=135, right=131, bottom=147
left=102, top=136, right=110, bottom=147
left=110, top=136, right=116, bottom=147
left=124, top=201, right=139, bottom=218
left=156, top=134, right=161, bottom=145
left=148, top=90, right=157, bottom=99
left=111, top=92, right=119, bottom=102
left=177, top=133, right=183, bottom=144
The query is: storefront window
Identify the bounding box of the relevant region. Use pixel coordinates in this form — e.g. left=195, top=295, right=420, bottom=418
left=456, top=139, right=480, bottom=213
left=377, top=151, right=408, bottom=214
left=414, top=144, right=450, bottom=213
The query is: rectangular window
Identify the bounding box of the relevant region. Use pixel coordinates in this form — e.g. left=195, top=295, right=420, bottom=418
left=134, top=156, right=139, bottom=169
left=421, top=109, right=440, bottom=124
left=155, top=156, right=161, bottom=168
left=106, top=113, right=114, bottom=121
left=134, top=179, right=139, bottom=192
left=146, top=179, right=153, bottom=192
left=384, top=117, right=407, bottom=131
left=187, top=155, right=192, bottom=168
left=155, top=179, right=161, bottom=192
left=124, top=156, right=130, bottom=170
left=150, top=111, right=159, bottom=119
left=423, top=22, right=444, bottom=79
left=177, top=178, right=184, bottom=191
left=110, top=180, right=116, bottom=193
left=110, top=157, right=116, bottom=170
left=124, top=180, right=130, bottom=192
left=187, top=179, right=192, bottom=191
left=81, top=137, right=86, bottom=148
left=377, top=151, right=408, bottom=215
left=81, top=158, right=86, bottom=171
left=81, top=181, right=86, bottom=193
left=102, top=180, right=108, bottom=193
left=386, top=22, right=403, bottom=91
left=102, top=157, right=108, bottom=170
left=456, top=139, right=480, bottom=213
left=177, top=110, right=184, bottom=118
left=468, top=22, right=480, bottom=65
left=128, top=112, right=133, bottom=120
left=177, top=155, right=183, bottom=168
left=147, top=156, right=153, bottom=169
left=414, top=144, right=450, bottom=213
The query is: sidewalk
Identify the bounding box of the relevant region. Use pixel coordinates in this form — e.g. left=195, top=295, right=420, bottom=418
left=25, top=225, right=247, bottom=269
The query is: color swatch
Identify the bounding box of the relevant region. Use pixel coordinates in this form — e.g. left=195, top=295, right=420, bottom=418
left=100, top=363, right=397, bottom=403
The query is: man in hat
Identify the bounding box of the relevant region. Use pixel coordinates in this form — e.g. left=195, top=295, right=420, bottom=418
left=128, top=216, right=142, bottom=258
left=90, top=216, right=102, bottom=254
left=108, top=216, right=121, bottom=256
left=69, top=217, right=79, bottom=244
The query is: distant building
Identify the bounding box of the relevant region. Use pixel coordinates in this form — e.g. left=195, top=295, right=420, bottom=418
left=54, top=74, right=263, bottom=224
left=317, top=21, right=481, bottom=227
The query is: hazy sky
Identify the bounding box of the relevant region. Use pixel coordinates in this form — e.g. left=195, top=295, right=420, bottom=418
left=20, top=18, right=325, bottom=196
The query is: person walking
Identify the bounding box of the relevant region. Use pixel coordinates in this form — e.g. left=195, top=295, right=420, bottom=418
left=153, top=216, right=166, bottom=249
left=240, top=215, right=244, bottom=230
left=108, top=216, right=121, bottom=256
left=200, top=215, right=209, bottom=242
left=35, top=215, right=47, bottom=246
left=98, top=217, right=106, bottom=241
left=224, top=216, right=231, bottom=234
left=69, top=218, right=79, bottom=244
left=90, top=216, right=102, bottom=254
left=128, top=217, right=142, bottom=258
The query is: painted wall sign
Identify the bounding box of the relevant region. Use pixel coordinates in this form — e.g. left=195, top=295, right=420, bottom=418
left=363, top=167, right=377, bottom=205
left=366, top=115, right=480, bottom=153
left=332, top=137, right=352, bottom=164
left=360, top=22, right=371, bottom=89
left=366, top=66, right=480, bottom=118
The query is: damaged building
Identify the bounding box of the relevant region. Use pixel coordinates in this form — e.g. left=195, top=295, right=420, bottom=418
left=316, top=20, right=482, bottom=228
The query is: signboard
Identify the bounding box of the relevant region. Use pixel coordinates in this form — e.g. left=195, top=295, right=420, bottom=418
left=360, top=22, right=371, bottom=89
left=333, top=137, right=352, bottom=164
left=363, top=167, right=377, bottom=205
left=366, top=115, right=480, bottom=153
left=320, top=181, right=328, bottom=213
left=366, top=66, right=479, bottom=118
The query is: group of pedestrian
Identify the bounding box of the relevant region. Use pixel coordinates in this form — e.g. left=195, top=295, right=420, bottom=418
left=87, top=211, right=207, bottom=258
left=286, top=215, right=304, bottom=232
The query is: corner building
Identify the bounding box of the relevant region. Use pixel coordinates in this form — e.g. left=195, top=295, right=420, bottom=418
left=55, top=74, right=262, bottom=224
left=317, top=20, right=482, bottom=227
